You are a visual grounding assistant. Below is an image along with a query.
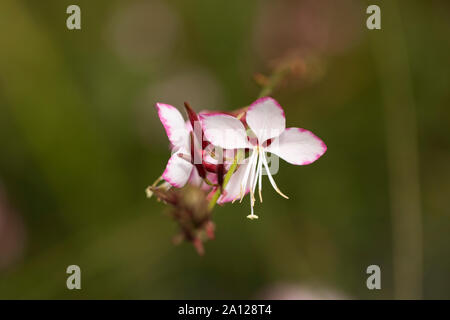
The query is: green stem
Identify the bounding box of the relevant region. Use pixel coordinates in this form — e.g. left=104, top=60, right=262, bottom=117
left=257, top=65, right=290, bottom=98
left=370, top=0, right=423, bottom=299
left=203, top=178, right=216, bottom=186
left=208, top=150, right=244, bottom=211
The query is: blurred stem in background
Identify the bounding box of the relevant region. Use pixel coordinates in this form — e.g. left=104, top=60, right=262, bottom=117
left=371, top=1, right=423, bottom=299
left=256, top=64, right=292, bottom=99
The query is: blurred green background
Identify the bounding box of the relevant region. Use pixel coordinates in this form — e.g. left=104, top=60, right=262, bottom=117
left=0, top=0, right=449, bottom=299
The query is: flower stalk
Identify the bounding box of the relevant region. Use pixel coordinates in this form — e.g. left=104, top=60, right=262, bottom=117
left=256, top=64, right=291, bottom=98
left=208, top=149, right=244, bottom=211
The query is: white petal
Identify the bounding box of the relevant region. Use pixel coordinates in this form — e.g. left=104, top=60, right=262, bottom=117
left=188, top=168, right=215, bottom=191
left=188, top=167, right=203, bottom=186
left=218, top=162, right=251, bottom=203
left=162, top=149, right=193, bottom=188
left=200, top=113, right=251, bottom=149
left=246, top=97, right=286, bottom=144
left=206, top=172, right=218, bottom=185
left=156, top=103, right=189, bottom=148
left=266, top=128, right=327, bottom=165
left=238, top=149, right=258, bottom=199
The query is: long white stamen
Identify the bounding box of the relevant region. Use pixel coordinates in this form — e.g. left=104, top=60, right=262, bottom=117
left=249, top=152, right=258, bottom=206
left=247, top=198, right=259, bottom=219
left=252, top=153, right=261, bottom=195
left=249, top=165, right=258, bottom=212
left=249, top=160, right=259, bottom=218
left=239, top=149, right=257, bottom=202
left=249, top=149, right=259, bottom=196
left=257, top=148, right=263, bottom=202
left=246, top=148, right=260, bottom=220
left=261, top=150, right=289, bottom=199
left=240, top=150, right=256, bottom=189
left=247, top=186, right=259, bottom=220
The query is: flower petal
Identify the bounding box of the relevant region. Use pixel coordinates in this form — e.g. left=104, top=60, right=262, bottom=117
left=188, top=167, right=203, bottom=186
left=218, top=162, right=251, bottom=203
left=200, top=113, right=251, bottom=149
left=246, top=97, right=286, bottom=144
left=162, top=149, right=193, bottom=188
left=188, top=168, right=215, bottom=191
left=156, top=103, right=189, bottom=148
left=266, top=128, right=327, bottom=165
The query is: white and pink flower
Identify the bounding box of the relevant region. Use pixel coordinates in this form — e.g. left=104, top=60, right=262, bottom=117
left=152, top=97, right=326, bottom=220
left=200, top=97, right=327, bottom=219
